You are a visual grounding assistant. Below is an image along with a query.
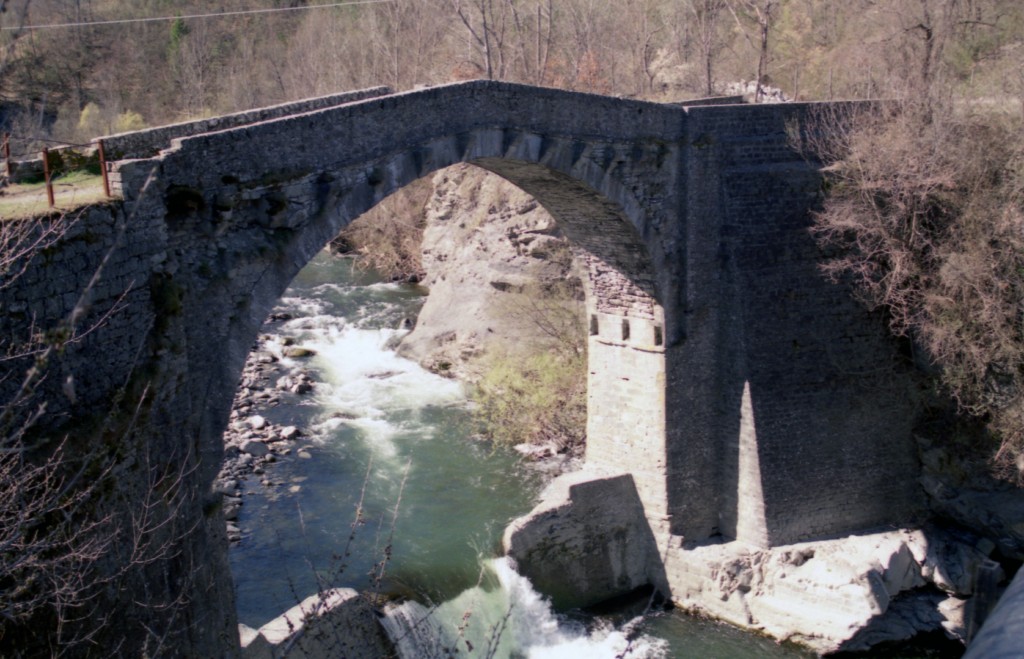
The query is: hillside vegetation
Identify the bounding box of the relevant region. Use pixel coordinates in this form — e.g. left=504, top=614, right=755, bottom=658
left=0, top=1, right=1020, bottom=144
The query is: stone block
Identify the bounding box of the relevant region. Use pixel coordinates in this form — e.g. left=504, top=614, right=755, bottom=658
left=503, top=469, right=663, bottom=610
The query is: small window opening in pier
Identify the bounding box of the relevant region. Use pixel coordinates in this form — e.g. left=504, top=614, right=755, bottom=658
left=621, top=319, right=631, bottom=341
left=654, top=325, right=663, bottom=346
left=589, top=315, right=599, bottom=336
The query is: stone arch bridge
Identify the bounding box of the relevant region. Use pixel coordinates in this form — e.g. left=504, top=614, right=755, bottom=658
left=1, top=81, right=921, bottom=653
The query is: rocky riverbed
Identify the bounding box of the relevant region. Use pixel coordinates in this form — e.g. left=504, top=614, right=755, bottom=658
left=216, top=314, right=322, bottom=543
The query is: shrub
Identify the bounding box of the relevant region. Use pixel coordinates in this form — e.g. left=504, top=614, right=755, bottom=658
left=809, top=102, right=1024, bottom=481
left=472, top=348, right=586, bottom=454
left=113, top=110, right=147, bottom=134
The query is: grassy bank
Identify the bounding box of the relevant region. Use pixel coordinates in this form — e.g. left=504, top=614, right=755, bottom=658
left=0, top=171, right=108, bottom=220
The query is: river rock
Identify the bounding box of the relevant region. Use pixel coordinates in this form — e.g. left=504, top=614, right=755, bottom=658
left=213, top=479, right=239, bottom=496
left=504, top=463, right=1007, bottom=655
left=283, top=346, right=316, bottom=358
left=223, top=499, right=242, bottom=521
left=240, top=589, right=393, bottom=659
left=241, top=440, right=269, bottom=458
left=367, top=370, right=401, bottom=380
left=247, top=415, right=267, bottom=430
left=659, top=526, right=995, bottom=654
left=278, top=374, right=314, bottom=395
left=280, top=425, right=300, bottom=440
left=513, top=441, right=559, bottom=460
left=503, top=468, right=662, bottom=610
left=255, top=352, right=278, bottom=364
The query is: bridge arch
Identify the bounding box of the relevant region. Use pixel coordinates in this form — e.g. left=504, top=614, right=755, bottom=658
left=115, top=85, right=685, bottom=527
left=247, top=149, right=671, bottom=516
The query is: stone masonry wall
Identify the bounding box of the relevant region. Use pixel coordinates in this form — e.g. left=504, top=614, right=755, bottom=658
left=111, top=82, right=686, bottom=545
left=0, top=203, right=239, bottom=655
left=2, top=88, right=391, bottom=184
left=671, top=101, right=921, bottom=545
left=56, top=86, right=925, bottom=554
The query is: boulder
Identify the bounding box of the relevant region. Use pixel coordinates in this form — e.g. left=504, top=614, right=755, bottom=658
left=240, top=441, right=269, bottom=458
left=660, top=526, right=996, bottom=654
left=503, top=469, right=664, bottom=610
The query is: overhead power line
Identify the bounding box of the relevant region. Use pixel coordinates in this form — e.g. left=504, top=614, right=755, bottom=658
left=0, top=0, right=392, bottom=31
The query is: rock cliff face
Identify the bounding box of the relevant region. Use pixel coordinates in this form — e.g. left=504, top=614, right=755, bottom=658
left=396, top=164, right=582, bottom=379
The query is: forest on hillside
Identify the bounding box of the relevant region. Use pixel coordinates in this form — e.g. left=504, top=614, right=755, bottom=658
left=0, top=0, right=1021, bottom=143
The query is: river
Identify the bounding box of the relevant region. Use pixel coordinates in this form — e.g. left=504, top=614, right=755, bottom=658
left=227, top=249, right=817, bottom=657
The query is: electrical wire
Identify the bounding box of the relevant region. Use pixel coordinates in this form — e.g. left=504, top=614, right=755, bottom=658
left=0, top=0, right=392, bottom=31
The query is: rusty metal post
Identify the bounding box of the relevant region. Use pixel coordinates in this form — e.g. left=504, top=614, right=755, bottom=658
left=42, top=147, right=55, bottom=208
left=97, top=139, right=111, bottom=198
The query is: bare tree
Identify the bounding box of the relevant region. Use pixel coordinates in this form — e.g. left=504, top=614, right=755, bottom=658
left=169, top=17, right=218, bottom=119
left=686, top=0, right=728, bottom=95
left=506, top=0, right=555, bottom=85
left=561, top=0, right=612, bottom=92
left=0, top=0, right=32, bottom=95
left=451, top=0, right=505, bottom=79
left=618, top=0, right=663, bottom=96
left=807, top=97, right=1024, bottom=482
left=727, top=0, right=781, bottom=101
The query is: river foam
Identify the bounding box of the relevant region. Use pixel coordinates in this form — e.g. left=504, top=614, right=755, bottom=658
left=381, top=557, right=668, bottom=659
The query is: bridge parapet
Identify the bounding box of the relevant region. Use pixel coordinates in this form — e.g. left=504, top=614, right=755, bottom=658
left=101, top=86, right=391, bottom=164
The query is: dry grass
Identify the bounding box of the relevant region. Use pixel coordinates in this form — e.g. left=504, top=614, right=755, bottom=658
left=0, top=172, right=111, bottom=220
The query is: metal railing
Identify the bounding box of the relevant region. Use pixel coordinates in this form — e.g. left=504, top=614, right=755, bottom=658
left=1, top=132, right=113, bottom=208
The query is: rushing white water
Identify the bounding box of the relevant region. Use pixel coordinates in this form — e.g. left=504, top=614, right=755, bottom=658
left=381, top=557, right=669, bottom=659
left=283, top=318, right=462, bottom=453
